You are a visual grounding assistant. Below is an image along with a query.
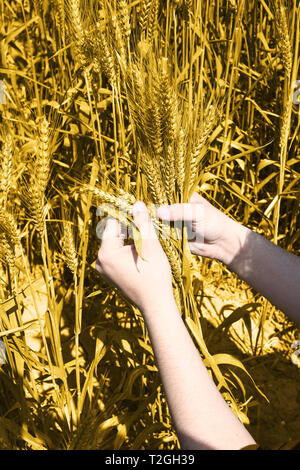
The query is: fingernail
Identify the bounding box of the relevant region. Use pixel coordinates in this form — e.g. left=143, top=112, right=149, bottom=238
left=157, top=206, right=169, bottom=219
left=132, top=201, right=147, bottom=213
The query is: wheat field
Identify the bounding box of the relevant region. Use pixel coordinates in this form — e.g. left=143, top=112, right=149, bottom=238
left=0, top=0, right=299, bottom=450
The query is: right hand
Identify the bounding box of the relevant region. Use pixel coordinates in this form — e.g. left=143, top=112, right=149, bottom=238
left=156, top=192, right=248, bottom=266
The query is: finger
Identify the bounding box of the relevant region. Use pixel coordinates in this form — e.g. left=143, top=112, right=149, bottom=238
left=189, top=191, right=203, bottom=203
left=132, top=201, right=158, bottom=254
left=95, top=255, right=103, bottom=274
left=189, top=192, right=212, bottom=209
left=157, top=203, right=203, bottom=222
left=100, top=217, right=124, bottom=251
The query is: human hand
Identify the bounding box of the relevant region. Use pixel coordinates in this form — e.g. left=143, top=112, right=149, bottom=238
left=96, top=201, right=175, bottom=313
left=156, top=192, right=249, bottom=266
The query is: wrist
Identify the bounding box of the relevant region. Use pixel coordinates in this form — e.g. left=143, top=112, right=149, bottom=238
left=218, top=218, right=250, bottom=268
left=140, top=292, right=179, bottom=320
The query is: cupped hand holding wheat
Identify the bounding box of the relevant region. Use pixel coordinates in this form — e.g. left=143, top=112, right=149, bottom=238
left=96, top=201, right=174, bottom=314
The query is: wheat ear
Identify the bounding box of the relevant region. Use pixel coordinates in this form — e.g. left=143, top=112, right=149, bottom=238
left=0, top=209, right=20, bottom=270
left=139, top=0, right=152, bottom=35
left=33, top=0, right=43, bottom=16
left=81, top=186, right=133, bottom=215
left=93, top=24, right=117, bottom=86
left=184, top=0, right=193, bottom=13
left=274, top=2, right=292, bottom=77
left=142, top=154, right=168, bottom=206
left=62, top=221, right=78, bottom=274
left=147, top=0, right=159, bottom=42
left=54, top=0, right=66, bottom=44
left=159, top=236, right=182, bottom=284
left=175, top=128, right=186, bottom=196
left=156, top=58, right=178, bottom=145
left=117, top=0, right=131, bottom=42
left=67, top=0, right=90, bottom=68
left=29, top=116, right=51, bottom=236
left=0, top=234, right=16, bottom=270
left=0, top=133, right=13, bottom=208
left=0, top=209, right=20, bottom=249
left=188, top=104, right=217, bottom=193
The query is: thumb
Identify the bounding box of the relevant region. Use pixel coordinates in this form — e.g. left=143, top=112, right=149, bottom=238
left=132, top=201, right=158, bottom=255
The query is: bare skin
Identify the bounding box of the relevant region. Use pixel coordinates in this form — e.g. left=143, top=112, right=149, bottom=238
left=96, top=194, right=299, bottom=449
left=157, top=192, right=300, bottom=324
left=96, top=201, right=257, bottom=450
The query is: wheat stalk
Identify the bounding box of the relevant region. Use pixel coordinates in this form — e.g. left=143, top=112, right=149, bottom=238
left=279, top=99, right=292, bottom=151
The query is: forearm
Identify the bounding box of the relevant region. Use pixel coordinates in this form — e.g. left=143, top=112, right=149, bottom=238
left=223, top=221, right=300, bottom=324
left=141, top=297, right=256, bottom=450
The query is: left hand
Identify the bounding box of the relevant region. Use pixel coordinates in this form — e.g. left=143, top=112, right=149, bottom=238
left=96, top=202, right=174, bottom=313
